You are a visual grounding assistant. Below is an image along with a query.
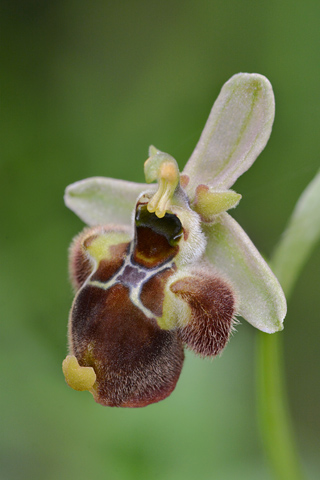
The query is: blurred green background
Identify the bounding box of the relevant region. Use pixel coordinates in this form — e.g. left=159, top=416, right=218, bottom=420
left=1, top=1, right=319, bottom=479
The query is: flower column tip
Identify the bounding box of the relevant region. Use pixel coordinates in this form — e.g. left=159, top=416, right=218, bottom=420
left=144, top=147, right=180, bottom=218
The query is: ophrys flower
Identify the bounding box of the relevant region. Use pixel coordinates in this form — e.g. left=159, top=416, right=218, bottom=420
left=62, top=73, right=286, bottom=407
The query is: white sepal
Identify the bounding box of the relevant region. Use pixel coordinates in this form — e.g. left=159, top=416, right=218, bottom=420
left=183, top=73, right=275, bottom=197
left=64, top=177, right=152, bottom=226
left=203, top=213, right=286, bottom=333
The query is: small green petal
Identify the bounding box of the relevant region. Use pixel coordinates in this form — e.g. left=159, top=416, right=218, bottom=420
left=183, top=73, right=275, bottom=198
left=203, top=213, right=286, bottom=333
left=65, top=177, right=152, bottom=226
left=193, top=185, right=241, bottom=222
left=271, top=169, right=320, bottom=298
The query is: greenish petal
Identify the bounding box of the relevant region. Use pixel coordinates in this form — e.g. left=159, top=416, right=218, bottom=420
left=183, top=73, right=275, bottom=198
left=203, top=213, right=286, bottom=333
left=65, top=177, right=152, bottom=226
left=271, top=169, right=320, bottom=298
left=192, top=185, right=241, bottom=222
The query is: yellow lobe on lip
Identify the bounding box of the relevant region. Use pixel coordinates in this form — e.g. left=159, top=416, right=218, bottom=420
left=62, top=355, right=96, bottom=392
left=84, top=231, right=131, bottom=263
left=144, top=146, right=180, bottom=219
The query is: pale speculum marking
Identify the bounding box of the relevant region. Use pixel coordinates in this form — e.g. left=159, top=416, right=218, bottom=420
left=117, top=264, right=146, bottom=287
left=87, top=240, right=174, bottom=320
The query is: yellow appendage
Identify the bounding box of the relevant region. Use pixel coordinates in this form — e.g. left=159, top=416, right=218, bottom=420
left=62, top=355, right=96, bottom=392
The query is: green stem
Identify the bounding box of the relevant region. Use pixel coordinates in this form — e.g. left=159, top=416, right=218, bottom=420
left=257, top=171, right=320, bottom=478
left=257, top=259, right=305, bottom=480
left=257, top=331, right=303, bottom=480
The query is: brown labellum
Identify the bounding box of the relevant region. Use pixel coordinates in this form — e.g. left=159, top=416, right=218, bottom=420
left=71, top=284, right=184, bottom=407
left=171, top=271, right=236, bottom=357
left=65, top=202, right=236, bottom=407
left=68, top=228, right=95, bottom=291
left=68, top=225, right=131, bottom=290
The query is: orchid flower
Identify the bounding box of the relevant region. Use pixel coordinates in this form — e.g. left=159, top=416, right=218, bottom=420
left=62, top=73, right=286, bottom=408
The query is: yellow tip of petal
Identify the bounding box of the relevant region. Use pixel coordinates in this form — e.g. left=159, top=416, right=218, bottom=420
left=62, top=355, right=96, bottom=392
left=194, top=186, right=241, bottom=221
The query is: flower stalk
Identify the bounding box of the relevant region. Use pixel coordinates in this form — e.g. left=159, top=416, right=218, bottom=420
left=257, top=170, right=320, bottom=479
left=257, top=331, right=303, bottom=480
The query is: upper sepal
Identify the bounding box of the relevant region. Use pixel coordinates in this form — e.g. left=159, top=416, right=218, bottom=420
left=64, top=176, right=153, bottom=226
left=203, top=213, right=287, bottom=333
left=183, top=73, right=275, bottom=197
